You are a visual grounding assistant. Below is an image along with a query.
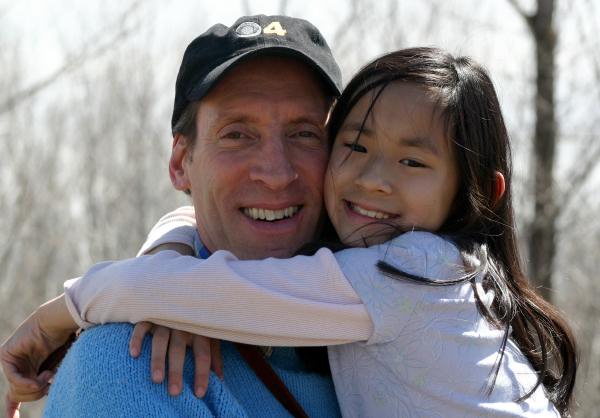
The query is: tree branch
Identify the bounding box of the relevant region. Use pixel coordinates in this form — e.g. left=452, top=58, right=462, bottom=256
left=559, top=136, right=600, bottom=216
left=240, top=0, right=252, bottom=16
left=579, top=0, right=600, bottom=106
left=0, top=176, right=34, bottom=291
left=558, top=0, right=600, bottom=215
left=278, top=0, right=289, bottom=15
left=506, top=0, right=535, bottom=29
left=0, top=1, right=141, bottom=115
left=331, top=0, right=362, bottom=49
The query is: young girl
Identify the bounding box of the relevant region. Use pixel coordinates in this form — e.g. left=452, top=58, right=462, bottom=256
left=60, top=48, right=576, bottom=416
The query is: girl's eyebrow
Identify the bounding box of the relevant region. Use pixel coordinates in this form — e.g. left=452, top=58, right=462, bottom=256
left=398, top=136, right=439, bottom=156
left=338, top=121, right=374, bottom=136
left=339, top=121, right=439, bottom=155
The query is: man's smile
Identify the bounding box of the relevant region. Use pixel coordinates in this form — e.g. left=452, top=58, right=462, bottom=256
left=242, top=206, right=301, bottom=222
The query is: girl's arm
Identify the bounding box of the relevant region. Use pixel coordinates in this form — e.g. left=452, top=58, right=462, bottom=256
left=1, top=294, right=78, bottom=406
left=64, top=206, right=462, bottom=349
left=64, top=248, right=373, bottom=346
left=137, top=206, right=197, bottom=256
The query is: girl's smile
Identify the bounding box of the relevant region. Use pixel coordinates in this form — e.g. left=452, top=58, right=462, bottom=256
left=344, top=200, right=395, bottom=220
left=324, top=81, right=460, bottom=246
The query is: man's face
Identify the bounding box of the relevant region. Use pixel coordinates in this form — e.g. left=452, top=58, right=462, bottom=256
left=173, top=56, right=331, bottom=259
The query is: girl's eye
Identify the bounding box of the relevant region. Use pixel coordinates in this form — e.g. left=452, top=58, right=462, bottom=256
left=399, top=159, right=426, bottom=168
left=343, top=142, right=367, bottom=153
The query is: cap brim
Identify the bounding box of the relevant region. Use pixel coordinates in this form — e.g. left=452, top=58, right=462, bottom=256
left=186, top=45, right=341, bottom=103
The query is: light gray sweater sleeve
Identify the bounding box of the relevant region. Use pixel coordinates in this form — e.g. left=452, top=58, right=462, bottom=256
left=64, top=248, right=373, bottom=346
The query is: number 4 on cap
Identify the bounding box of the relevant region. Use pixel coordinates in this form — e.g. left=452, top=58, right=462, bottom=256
left=263, top=22, right=287, bottom=36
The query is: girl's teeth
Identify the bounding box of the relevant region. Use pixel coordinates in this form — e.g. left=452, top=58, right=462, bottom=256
left=351, top=204, right=390, bottom=219
left=244, top=206, right=299, bottom=221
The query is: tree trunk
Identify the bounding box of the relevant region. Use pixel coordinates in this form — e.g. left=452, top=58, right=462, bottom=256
left=528, top=0, right=557, bottom=301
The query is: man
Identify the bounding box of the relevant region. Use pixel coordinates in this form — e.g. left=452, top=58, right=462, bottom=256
left=1, top=14, right=342, bottom=417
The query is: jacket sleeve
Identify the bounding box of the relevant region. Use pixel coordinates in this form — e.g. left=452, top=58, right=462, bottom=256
left=136, top=206, right=198, bottom=256
left=64, top=248, right=373, bottom=346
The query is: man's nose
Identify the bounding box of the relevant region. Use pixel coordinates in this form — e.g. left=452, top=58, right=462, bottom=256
left=354, top=158, right=393, bottom=194
left=249, top=138, right=298, bottom=190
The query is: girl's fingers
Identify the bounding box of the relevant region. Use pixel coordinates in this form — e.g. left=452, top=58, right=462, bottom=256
left=3, top=361, right=44, bottom=395
left=131, top=324, right=216, bottom=398
left=7, top=384, right=49, bottom=403
left=167, top=331, right=188, bottom=396
left=192, top=336, right=212, bottom=398
left=150, top=327, right=170, bottom=383
left=129, top=322, right=153, bottom=357
left=5, top=394, right=20, bottom=418
left=5, top=370, right=53, bottom=403
left=210, top=339, right=224, bottom=380
left=37, top=370, right=55, bottom=386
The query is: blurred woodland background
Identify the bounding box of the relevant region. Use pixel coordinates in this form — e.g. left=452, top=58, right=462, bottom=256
left=1, top=0, right=599, bottom=416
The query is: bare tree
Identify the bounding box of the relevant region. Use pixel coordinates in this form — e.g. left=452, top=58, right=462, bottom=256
left=507, top=0, right=558, bottom=300
left=0, top=4, right=183, bottom=416
left=2, top=1, right=598, bottom=416
left=0, top=2, right=141, bottom=116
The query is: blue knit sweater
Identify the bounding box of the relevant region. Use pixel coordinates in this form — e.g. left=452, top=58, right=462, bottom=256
left=44, top=323, right=341, bottom=417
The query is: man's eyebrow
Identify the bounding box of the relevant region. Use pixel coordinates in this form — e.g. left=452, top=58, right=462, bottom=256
left=287, top=116, right=326, bottom=126
left=216, top=113, right=258, bottom=125
left=216, top=113, right=325, bottom=126
left=398, top=136, right=439, bottom=155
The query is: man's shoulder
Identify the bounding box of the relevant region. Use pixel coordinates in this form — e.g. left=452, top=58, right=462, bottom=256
left=45, top=324, right=248, bottom=418
left=51, top=323, right=141, bottom=383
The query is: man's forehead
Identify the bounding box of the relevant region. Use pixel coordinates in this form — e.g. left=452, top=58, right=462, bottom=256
left=196, top=97, right=329, bottom=129
left=198, top=57, right=331, bottom=110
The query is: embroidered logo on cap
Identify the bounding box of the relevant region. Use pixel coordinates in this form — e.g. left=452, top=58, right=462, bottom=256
left=235, top=21, right=262, bottom=37
left=235, top=21, right=287, bottom=38
left=263, top=22, right=287, bottom=36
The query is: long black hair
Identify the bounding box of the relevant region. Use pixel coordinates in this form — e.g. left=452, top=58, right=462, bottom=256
left=325, top=47, right=577, bottom=416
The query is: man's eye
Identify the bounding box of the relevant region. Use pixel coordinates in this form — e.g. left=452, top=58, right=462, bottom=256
left=399, top=159, right=425, bottom=168
left=343, top=142, right=367, bottom=153
left=297, top=131, right=318, bottom=138
left=290, top=130, right=322, bottom=142
left=222, top=132, right=248, bottom=140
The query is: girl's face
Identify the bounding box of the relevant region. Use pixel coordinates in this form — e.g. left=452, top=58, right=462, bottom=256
left=324, top=82, right=460, bottom=246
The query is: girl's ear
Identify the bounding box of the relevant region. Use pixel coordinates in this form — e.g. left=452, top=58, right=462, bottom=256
left=169, top=134, right=192, bottom=191
left=493, top=171, right=506, bottom=204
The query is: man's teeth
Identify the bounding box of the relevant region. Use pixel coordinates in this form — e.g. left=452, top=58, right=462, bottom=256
left=243, top=206, right=299, bottom=221
left=351, top=203, right=390, bottom=219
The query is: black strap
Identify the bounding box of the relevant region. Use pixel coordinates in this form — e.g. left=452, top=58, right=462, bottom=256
left=38, top=332, right=77, bottom=374
left=235, top=343, right=309, bottom=418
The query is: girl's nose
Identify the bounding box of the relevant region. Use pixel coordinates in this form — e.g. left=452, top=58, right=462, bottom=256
left=354, top=159, right=393, bottom=194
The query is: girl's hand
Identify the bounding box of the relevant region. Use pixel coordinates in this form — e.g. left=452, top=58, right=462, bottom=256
left=129, top=322, right=223, bottom=398
left=1, top=294, right=78, bottom=415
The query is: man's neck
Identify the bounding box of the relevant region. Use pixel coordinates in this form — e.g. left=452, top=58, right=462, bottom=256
left=193, top=230, right=212, bottom=259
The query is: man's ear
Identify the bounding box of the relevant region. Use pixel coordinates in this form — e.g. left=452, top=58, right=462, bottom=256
left=493, top=171, right=506, bottom=204
left=169, top=134, right=192, bottom=191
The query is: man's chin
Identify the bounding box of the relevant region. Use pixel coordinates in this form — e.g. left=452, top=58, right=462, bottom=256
left=229, top=232, right=308, bottom=260
left=227, top=208, right=320, bottom=259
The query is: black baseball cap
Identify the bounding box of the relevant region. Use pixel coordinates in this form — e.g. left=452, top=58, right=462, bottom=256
left=171, top=14, right=343, bottom=131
